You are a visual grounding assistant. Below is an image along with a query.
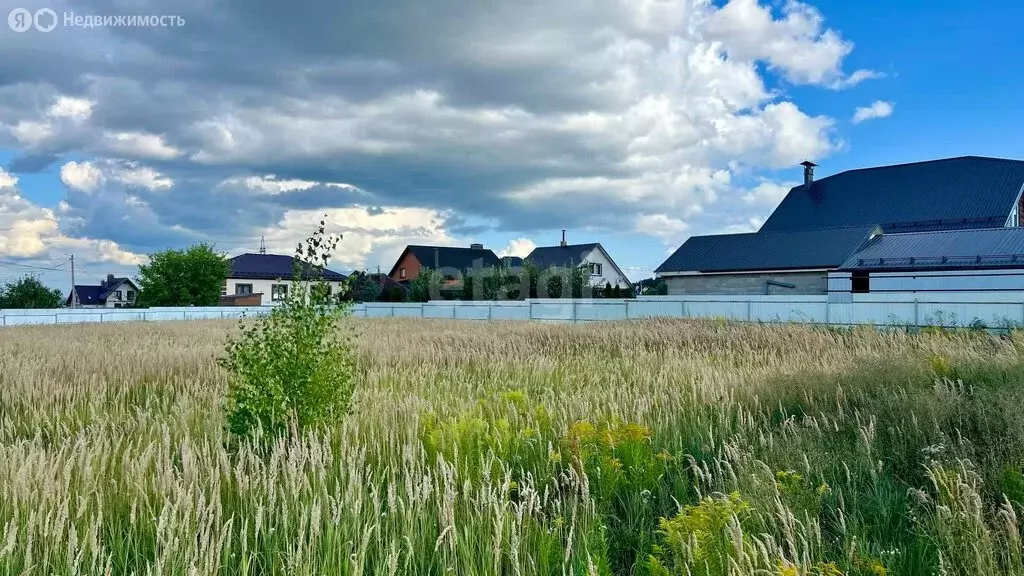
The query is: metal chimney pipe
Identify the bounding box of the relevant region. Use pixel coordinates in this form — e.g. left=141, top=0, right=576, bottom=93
left=801, top=160, right=817, bottom=189
left=560, top=229, right=567, bottom=247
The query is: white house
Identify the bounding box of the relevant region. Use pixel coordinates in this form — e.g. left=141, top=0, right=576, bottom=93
left=524, top=231, right=631, bottom=289
left=66, top=275, right=140, bottom=308
left=224, top=253, right=348, bottom=306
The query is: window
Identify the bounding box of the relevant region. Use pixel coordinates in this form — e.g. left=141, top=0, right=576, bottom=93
left=589, top=263, right=603, bottom=276
left=851, top=271, right=870, bottom=294
left=399, top=268, right=406, bottom=279
left=235, top=284, right=253, bottom=295
left=271, top=284, right=289, bottom=301
left=114, top=290, right=122, bottom=301
left=127, top=290, right=136, bottom=302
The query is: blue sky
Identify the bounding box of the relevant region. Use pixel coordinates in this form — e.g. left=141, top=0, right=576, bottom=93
left=1, top=0, right=1022, bottom=291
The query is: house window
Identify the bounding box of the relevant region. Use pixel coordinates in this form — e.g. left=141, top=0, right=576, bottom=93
left=271, top=284, right=289, bottom=301
left=235, top=284, right=253, bottom=295
left=127, top=290, right=136, bottom=302
left=399, top=268, right=406, bottom=279
left=851, top=271, right=870, bottom=294
left=114, top=290, right=122, bottom=301
left=589, top=263, right=603, bottom=276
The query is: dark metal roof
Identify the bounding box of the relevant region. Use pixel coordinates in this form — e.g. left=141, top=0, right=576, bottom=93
left=68, top=285, right=103, bottom=305
left=525, top=243, right=600, bottom=268
left=228, top=253, right=347, bottom=280
left=396, top=245, right=501, bottom=273
left=656, top=226, right=880, bottom=274
left=501, top=256, right=524, bottom=267
left=841, top=226, right=1024, bottom=271
left=66, top=278, right=138, bottom=305
left=761, top=156, right=1024, bottom=233
left=98, top=277, right=136, bottom=300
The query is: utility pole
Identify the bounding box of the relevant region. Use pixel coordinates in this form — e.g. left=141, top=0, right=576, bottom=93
left=69, top=254, right=76, bottom=309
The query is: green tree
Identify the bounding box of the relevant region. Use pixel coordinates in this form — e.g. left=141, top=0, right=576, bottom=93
left=0, top=274, right=63, bottom=309
left=603, top=282, right=613, bottom=298
left=136, top=243, right=230, bottom=306
left=221, top=218, right=356, bottom=439
left=612, top=284, right=622, bottom=298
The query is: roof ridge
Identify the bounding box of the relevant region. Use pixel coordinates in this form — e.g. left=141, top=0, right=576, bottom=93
left=882, top=225, right=1022, bottom=237
left=811, top=155, right=1024, bottom=182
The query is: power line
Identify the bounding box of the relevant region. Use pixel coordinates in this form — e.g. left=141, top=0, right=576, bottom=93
left=0, top=258, right=71, bottom=272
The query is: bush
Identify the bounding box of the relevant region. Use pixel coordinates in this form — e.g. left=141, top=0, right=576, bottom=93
left=220, top=218, right=357, bottom=439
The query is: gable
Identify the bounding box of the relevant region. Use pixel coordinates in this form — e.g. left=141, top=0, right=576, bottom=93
left=761, top=156, right=1024, bottom=234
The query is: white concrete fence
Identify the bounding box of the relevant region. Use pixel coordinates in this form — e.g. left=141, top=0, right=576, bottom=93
left=3, top=292, right=1024, bottom=329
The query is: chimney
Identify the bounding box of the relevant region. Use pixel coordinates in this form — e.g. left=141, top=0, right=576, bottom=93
left=434, top=247, right=439, bottom=268
left=470, top=243, right=483, bottom=250
left=801, top=160, right=817, bottom=189
left=560, top=229, right=567, bottom=247
left=106, top=274, right=115, bottom=286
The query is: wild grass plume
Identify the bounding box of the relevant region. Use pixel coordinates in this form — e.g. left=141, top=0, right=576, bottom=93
left=1, top=319, right=1024, bottom=575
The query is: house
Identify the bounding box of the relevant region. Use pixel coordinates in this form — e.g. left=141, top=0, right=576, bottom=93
left=66, top=274, right=139, bottom=308
left=525, top=230, right=631, bottom=288
left=656, top=156, right=1024, bottom=295
left=225, top=253, right=347, bottom=306
left=388, top=243, right=501, bottom=284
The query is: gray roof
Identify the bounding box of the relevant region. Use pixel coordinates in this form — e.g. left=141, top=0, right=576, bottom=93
left=525, top=243, right=600, bottom=268
left=841, top=227, right=1024, bottom=271
left=656, top=226, right=879, bottom=274
left=392, top=245, right=501, bottom=274
left=761, top=156, right=1024, bottom=234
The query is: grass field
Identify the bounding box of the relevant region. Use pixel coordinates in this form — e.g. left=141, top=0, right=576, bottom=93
left=2, top=318, right=1024, bottom=575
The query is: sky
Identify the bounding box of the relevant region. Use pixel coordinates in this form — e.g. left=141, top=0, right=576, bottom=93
left=1, top=0, right=1023, bottom=291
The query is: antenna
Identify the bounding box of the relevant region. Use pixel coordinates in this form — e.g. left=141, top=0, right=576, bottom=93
left=259, top=235, right=267, bottom=254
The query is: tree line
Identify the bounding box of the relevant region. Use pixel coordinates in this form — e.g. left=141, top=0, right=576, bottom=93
left=0, top=243, right=668, bottom=309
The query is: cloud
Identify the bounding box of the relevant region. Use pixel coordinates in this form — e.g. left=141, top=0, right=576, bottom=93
left=497, top=237, right=536, bottom=258
left=60, top=160, right=173, bottom=192
left=852, top=100, right=894, bottom=124
left=0, top=175, right=142, bottom=265
left=0, top=0, right=876, bottom=263
left=742, top=179, right=797, bottom=205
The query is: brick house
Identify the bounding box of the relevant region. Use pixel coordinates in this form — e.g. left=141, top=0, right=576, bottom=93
left=388, top=244, right=501, bottom=285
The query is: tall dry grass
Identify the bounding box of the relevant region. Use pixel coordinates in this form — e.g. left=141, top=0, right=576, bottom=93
left=1, top=318, right=1024, bottom=575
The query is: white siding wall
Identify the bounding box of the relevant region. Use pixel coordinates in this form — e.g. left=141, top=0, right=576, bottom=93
left=582, top=248, right=630, bottom=288
left=225, top=278, right=347, bottom=306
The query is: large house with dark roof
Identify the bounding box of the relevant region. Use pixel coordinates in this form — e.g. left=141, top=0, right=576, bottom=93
left=525, top=231, right=631, bottom=289
left=388, top=243, right=502, bottom=284
left=655, top=156, right=1024, bottom=295
left=66, top=274, right=139, bottom=308
left=225, top=253, right=347, bottom=306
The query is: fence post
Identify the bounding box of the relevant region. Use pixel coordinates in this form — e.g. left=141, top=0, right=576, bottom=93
left=825, top=299, right=830, bottom=326
left=914, top=299, right=920, bottom=328
left=571, top=300, right=577, bottom=324
left=487, top=304, right=492, bottom=321
left=746, top=299, right=752, bottom=322
left=529, top=300, right=535, bottom=320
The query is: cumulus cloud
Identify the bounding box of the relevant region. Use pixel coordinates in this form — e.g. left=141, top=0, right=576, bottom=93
left=852, top=100, right=894, bottom=124
left=497, top=237, right=537, bottom=258
left=60, top=160, right=173, bottom=192
left=742, top=179, right=797, bottom=205
left=0, top=174, right=142, bottom=265
left=0, top=0, right=878, bottom=266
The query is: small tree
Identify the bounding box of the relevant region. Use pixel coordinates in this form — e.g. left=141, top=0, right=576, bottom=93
left=612, top=284, right=622, bottom=298
left=220, top=218, right=356, bottom=439
left=137, top=243, right=229, bottom=306
left=603, top=282, right=613, bottom=298
left=0, top=274, right=63, bottom=308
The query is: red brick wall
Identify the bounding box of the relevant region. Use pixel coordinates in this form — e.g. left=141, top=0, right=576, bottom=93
left=390, top=252, right=421, bottom=282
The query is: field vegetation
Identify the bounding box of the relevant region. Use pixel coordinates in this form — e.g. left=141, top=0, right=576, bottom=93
left=1, top=318, right=1024, bottom=575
